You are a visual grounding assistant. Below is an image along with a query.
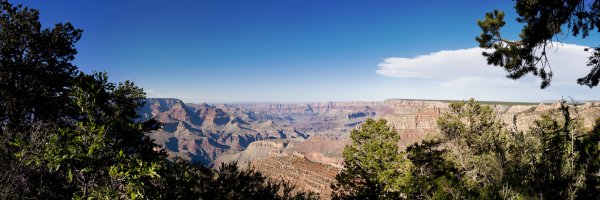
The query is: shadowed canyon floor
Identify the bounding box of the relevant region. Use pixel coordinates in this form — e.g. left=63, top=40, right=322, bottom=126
left=139, top=98, right=600, bottom=198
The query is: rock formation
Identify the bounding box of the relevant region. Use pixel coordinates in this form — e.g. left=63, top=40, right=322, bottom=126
left=138, top=98, right=600, bottom=197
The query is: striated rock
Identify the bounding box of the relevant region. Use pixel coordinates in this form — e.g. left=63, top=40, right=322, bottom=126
left=251, top=155, right=340, bottom=200
left=382, top=99, right=447, bottom=146
left=140, top=98, right=600, bottom=167
left=283, top=135, right=348, bottom=167
left=139, top=98, right=600, bottom=198
left=214, top=140, right=289, bottom=167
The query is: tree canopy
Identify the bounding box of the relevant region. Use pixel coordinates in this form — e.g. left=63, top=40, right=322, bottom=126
left=332, top=99, right=600, bottom=199
left=477, top=0, right=600, bottom=88
left=331, top=118, right=412, bottom=199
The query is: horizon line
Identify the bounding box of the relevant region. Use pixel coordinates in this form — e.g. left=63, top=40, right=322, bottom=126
left=144, top=97, right=587, bottom=105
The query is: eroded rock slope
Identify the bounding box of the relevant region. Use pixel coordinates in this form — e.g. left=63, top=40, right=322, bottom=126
left=139, top=98, right=600, bottom=197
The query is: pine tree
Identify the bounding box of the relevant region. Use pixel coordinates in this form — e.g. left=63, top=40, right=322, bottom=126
left=331, top=118, right=411, bottom=200
left=436, top=99, right=507, bottom=199
left=477, top=0, right=600, bottom=88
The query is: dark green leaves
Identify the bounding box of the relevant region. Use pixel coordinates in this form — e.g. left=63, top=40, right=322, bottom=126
left=333, top=99, right=600, bottom=199
left=332, top=118, right=411, bottom=200
left=477, top=0, right=600, bottom=89
left=578, top=47, right=600, bottom=87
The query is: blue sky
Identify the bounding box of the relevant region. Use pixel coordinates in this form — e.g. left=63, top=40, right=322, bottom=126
left=14, top=0, right=600, bottom=103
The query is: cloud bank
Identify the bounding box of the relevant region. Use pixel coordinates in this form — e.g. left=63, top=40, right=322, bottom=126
left=376, top=43, right=600, bottom=101
left=377, top=43, right=591, bottom=86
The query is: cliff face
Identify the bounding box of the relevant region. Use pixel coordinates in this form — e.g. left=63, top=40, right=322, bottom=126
left=213, top=140, right=289, bottom=167
left=250, top=155, right=340, bottom=200
left=382, top=99, right=448, bottom=146
left=139, top=98, right=600, bottom=197
left=139, top=98, right=600, bottom=167
left=140, top=99, right=385, bottom=166
left=141, top=99, right=299, bottom=165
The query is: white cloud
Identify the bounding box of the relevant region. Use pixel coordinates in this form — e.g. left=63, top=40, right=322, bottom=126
left=440, top=77, right=521, bottom=88
left=376, top=43, right=591, bottom=87
left=375, top=43, right=600, bottom=102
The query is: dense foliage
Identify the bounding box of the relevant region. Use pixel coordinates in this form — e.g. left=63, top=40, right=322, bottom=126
left=331, top=118, right=412, bottom=199
left=333, top=99, right=600, bottom=199
left=0, top=2, right=316, bottom=199
left=477, top=0, right=600, bottom=88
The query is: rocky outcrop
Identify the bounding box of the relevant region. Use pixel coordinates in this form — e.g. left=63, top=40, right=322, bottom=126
left=220, top=102, right=387, bottom=115
left=139, top=98, right=600, bottom=199
left=250, top=155, right=340, bottom=200
left=382, top=99, right=447, bottom=146
left=140, top=99, right=385, bottom=166
left=282, top=135, right=348, bottom=167
left=140, top=98, right=600, bottom=167
left=214, top=140, right=289, bottom=167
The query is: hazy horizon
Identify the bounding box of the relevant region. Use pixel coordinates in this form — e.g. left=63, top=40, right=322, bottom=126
left=147, top=96, right=576, bottom=105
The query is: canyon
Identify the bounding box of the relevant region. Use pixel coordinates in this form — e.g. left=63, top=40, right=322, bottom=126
left=139, top=98, right=600, bottom=198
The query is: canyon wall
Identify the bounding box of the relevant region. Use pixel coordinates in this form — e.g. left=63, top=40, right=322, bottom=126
left=140, top=98, right=600, bottom=166
left=139, top=98, right=600, bottom=198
